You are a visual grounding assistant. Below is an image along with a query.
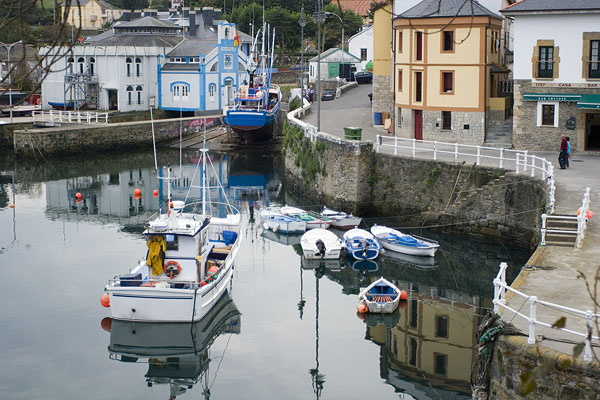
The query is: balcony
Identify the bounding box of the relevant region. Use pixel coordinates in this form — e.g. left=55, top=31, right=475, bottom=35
left=588, top=61, right=600, bottom=79
left=537, top=64, right=553, bottom=79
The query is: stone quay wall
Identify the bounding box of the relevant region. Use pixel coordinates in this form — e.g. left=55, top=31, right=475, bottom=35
left=12, top=117, right=219, bottom=157
left=372, top=74, right=393, bottom=115
left=284, top=133, right=547, bottom=248
left=489, top=335, right=600, bottom=399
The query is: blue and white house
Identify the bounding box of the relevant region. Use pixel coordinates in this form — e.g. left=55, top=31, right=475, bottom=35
left=159, top=22, right=249, bottom=114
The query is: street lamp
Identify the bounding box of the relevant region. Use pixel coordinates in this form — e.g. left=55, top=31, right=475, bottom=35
left=312, top=9, right=326, bottom=132
left=0, top=40, right=23, bottom=124
left=298, top=7, right=307, bottom=100
left=323, top=12, right=345, bottom=79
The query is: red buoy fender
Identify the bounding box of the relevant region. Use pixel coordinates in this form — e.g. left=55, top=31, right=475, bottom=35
left=164, top=260, right=182, bottom=279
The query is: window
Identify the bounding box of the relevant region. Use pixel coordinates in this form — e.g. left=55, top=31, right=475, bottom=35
left=416, top=31, right=423, bottom=61
left=397, top=31, right=403, bottom=53
left=442, top=31, right=453, bottom=52
left=224, top=54, right=233, bottom=70
left=126, top=57, right=132, bottom=77
left=89, top=57, right=95, bottom=75
left=541, top=104, right=555, bottom=126
left=135, top=57, right=142, bottom=77
left=397, top=107, right=402, bottom=127
left=415, top=71, right=422, bottom=102
left=538, top=46, right=554, bottom=78
left=172, top=83, right=189, bottom=101
left=537, top=102, right=558, bottom=127
left=409, top=338, right=417, bottom=366
left=209, top=83, right=216, bottom=101
left=136, top=86, right=142, bottom=104
left=442, top=71, right=453, bottom=93
left=434, top=354, right=447, bottom=375
left=436, top=315, right=449, bottom=338
left=397, top=70, right=402, bottom=92
left=442, top=111, right=451, bottom=130
left=360, top=48, right=367, bottom=61
left=67, top=57, right=74, bottom=73
left=126, top=85, right=133, bottom=105
left=409, top=299, right=418, bottom=328
left=165, top=234, right=178, bottom=251
left=78, top=57, right=85, bottom=73
left=589, top=40, right=600, bottom=79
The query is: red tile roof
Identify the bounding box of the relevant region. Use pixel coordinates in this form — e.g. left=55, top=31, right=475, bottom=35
left=336, top=0, right=372, bottom=17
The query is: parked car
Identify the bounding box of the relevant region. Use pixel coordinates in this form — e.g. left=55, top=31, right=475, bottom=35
left=321, top=90, right=336, bottom=101
left=354, top=71, right=373, bottom=84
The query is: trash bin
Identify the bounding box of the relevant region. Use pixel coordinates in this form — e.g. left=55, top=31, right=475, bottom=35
left=344, top=127, right=362, bottom=140
left=373, top=112, right=382, bottom=125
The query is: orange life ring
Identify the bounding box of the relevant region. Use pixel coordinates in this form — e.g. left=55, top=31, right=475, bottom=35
left=36, top=98, right=41, bottom=105
left=164, top=260, right=182, bottom=279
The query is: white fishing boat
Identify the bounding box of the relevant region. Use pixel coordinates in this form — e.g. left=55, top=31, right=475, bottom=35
left=358, top=277, right=403, bottom=314
left=370, top=225, right=439, bottom=257
left=342, top=228, right=382, bottom=260
left=320, top=206, right=362, bottom=230
left=281, top=205, right=332, bottom=229
left=300, top=228, right=342, bottom=260
left=102, top=137, right=241, bottom=323
left=260, top=207, right=306, bottom=233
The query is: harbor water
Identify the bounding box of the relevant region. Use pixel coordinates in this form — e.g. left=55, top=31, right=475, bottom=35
left=0, top=149, right=530, bottom=399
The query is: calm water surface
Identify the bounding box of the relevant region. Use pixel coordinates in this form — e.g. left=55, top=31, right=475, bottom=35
left=0, top=149, right=530, bottom=400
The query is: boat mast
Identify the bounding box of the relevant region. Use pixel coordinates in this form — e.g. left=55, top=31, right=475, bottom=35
left=201, top=123, right=208, bottom=216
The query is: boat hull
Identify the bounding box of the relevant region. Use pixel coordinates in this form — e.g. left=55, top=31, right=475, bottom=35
left=262, top=217, right=306, bottom=233
left=358, top=277, right=401, bottom=314
left=330, top=217, right=362, bottom=230
left=371, top=225, right=439, bottom=257
left=379, top=240, right=438, bottom=257
left=227, top=106, right=279, bottom=142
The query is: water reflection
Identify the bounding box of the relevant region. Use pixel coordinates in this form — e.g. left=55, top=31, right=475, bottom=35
left=106, top=292, right=241, bottom=399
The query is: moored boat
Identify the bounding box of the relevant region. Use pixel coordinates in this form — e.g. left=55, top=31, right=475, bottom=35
left=281, top=205, right=332, bottom=230
left=358, top=277, right=403, bottom=314
left=300, top=228, right=342, bottom=260
left=342, top=228, right=381, bottom=260
left=260, top=207, right=307, bottom=233
left=102, top=144, right=241, bottom=323
left=320, top=206, right=362, bottom=230
left=370, top=225, right=439, bottom=257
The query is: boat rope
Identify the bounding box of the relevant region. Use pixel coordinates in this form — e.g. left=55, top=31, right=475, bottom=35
left=444, top=161, right=465, bottom=212
left=208, top=332, right=234, bottom=390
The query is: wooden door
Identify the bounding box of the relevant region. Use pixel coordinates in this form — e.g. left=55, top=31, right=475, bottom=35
left=414, top=110, right=423, bottom=140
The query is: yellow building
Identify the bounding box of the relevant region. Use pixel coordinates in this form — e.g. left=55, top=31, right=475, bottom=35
left=62, top=0, right=123, bottom=30
left=371, top=3, right=394, bottom=119
left=392, top=0, right=506, bottom=144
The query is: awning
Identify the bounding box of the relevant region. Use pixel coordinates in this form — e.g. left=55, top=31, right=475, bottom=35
left=523, top=93, right=581, bottom=102
left=577, top=94, right=600, bottom=110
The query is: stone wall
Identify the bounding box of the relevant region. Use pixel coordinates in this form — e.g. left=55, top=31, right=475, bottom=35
left=0, top=122, right=33, bottom=149
left=396, top=109, right=486, bottom=145
left=13, top=117, right=220, bottom=158
left=489, top=335, right=600, bottom=399
left=284, top=132, right=547, bottom=248
left=513, top=80, right=596, bottom=152
left=373, top=74, right=393, bottom=115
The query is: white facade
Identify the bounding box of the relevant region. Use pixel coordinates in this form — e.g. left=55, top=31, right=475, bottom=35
left=308, top=48, right=361, bottom=83
left=348, top=25, right=373, bottom=71
left=512, top=14, right=600, bottom=83
left=40, top=45, right=173, bottom=112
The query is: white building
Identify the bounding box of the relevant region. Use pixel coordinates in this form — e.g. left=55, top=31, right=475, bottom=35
left=348, top=25, right=373, bottom=71
left=159, top=22, right=248, bottom=113
left=40, top=17, right=183, bottom=112
left=502, top=0, right=600, bottom=152
left=308, top=48, right=361, bottom=83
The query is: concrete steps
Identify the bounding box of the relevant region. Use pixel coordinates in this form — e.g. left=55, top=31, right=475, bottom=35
left=485, top=119, right=513, bottom=147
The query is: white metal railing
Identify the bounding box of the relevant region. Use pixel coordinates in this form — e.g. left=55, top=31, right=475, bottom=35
left=32, top=110, right=109, bottom=124
left=493, top=262, right=599, bottom=361
left=376, top=136, right=556, bottom=214
left=540, top=187, right=591, bottom=247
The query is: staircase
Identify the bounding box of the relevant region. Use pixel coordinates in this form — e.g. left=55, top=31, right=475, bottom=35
left=485, top=119, right=513, bottom=148
left=541, top=214, right=578, bottom=247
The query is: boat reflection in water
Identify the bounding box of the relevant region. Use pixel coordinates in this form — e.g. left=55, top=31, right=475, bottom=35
left=106, top=293, right=241, bottom=398
left=363, top=281, right=480, bottom=399
left=379, top=250, right=438, bottom=269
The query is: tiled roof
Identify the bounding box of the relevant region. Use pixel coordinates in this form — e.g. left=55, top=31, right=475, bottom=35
left=167, top=39, right=218, bottom=57
left=116, top=16, right=179, bottom=29
left=337, top=0, right=372, bottom=17
left=502, top=0, right=600, bottom=13
left=398, top=0, right=501, bottom=19
left=87, top=34, right=184, bottom=47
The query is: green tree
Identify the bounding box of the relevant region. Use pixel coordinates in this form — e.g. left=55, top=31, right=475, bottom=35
left=321, top=3, right=362, bottom=51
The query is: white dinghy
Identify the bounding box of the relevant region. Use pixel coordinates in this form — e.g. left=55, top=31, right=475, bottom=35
left=320, top=206, right=362, bottom=230
left=370, top=225, right=439, bottom=257
left=300, top=228, right=342, bottom=260
left=342, top=228, right=382, bottom=260
left=357, top=277, right=405, bottom=314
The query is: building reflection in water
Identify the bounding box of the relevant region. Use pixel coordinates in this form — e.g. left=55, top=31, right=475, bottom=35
left=105, top=292, right=241, bottom=399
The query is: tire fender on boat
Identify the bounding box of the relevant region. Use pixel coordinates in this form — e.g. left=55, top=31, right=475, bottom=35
left=272, top=223, right=279, bottom=233
left=164, top=260, right=182, bottom=279
left=263, top=222, right=269, bottom=230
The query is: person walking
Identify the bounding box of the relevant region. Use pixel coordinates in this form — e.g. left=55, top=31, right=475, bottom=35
left=559, top=134, right=568, bottom=169
left=566, top=136, right=571, bottom=168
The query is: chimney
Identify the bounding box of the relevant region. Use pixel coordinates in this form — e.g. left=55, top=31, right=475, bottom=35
left=214, top=8, right=222, bottom=20
left=189, top=12, right=197, bottom=37
left=202, top=7, right=214, bottom=27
